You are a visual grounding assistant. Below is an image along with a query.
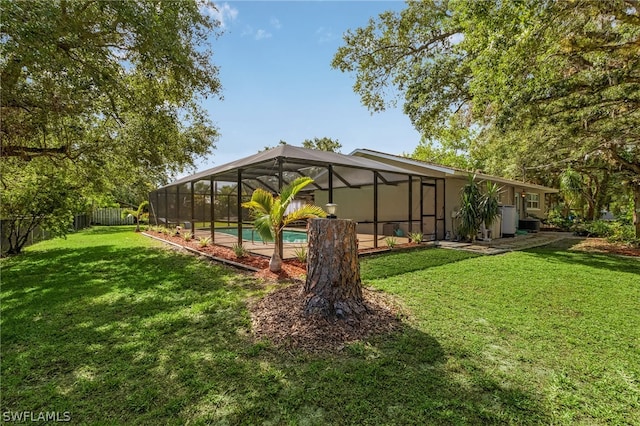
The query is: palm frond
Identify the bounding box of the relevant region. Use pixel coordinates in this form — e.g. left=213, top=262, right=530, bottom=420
left=282, top=204, right=327, bottom=227
left=253, top=215, right=274, bottom=242
left=241, top=189, right=273, bottom=215
left=270, top=198, right=285, bottom=226
left=280, top=177, right=313, bottom=208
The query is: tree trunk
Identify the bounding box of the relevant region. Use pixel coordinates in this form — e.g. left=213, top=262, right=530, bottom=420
left=304, top=219, right=367, bottom=320
left=634, top=184, right=640, bottom=239
left=270, top=236, right=283, bottom=272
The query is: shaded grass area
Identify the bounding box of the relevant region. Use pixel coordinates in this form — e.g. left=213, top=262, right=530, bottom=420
left=2, top=228, right=639, bottom=424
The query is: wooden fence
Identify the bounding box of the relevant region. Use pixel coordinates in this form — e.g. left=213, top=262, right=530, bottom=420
left=1, top=214, right=90, bottom=254
left=92, top=208, right=135, bottom=226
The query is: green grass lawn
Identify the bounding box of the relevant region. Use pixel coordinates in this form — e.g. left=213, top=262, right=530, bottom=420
left=2, top=227, right=638, bottom=424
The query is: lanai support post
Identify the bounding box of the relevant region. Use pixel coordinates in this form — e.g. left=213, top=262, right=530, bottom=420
left=237, top=169, right=243, bottom=247
left=373, top=171, right=379, bottom=249
left=328, top=165, right=334, bottom=203
left=278, top=158, right=284, bottom=259
left=190, top=181, right=195, bottom=233
left=164, top=188, right=169, bottom=226
left=420, top=177, right=424, bottom=236
left=408, top=176, right=413, bottom=234
left=210, top=178, right=215, bottom=242
left=176, top=185, right=180, bottom=228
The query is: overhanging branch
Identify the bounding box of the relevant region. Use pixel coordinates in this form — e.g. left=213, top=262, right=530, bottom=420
left=1, top=145, right=69, bottom=159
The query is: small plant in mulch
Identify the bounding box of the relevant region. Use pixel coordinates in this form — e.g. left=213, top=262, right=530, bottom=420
left=384, top=236, right=397, bottom=248
left=183, top=231, right=193, bottom=241
left=232, top=243, right=248, bottom=258
left=293, top=246, right=307, bottom=263
left=409, top=232, right=423, bottom=244
left=197, top=236, right=211, bottom=247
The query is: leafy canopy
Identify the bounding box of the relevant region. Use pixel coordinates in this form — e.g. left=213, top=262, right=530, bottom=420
left=0, top=0, right=224, bottom=252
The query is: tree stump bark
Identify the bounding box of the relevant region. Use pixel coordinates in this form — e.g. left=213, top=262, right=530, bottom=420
left=304, top=219, right=367, bottom=320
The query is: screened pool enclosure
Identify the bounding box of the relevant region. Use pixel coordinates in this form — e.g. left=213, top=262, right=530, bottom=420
left=148, top=145, right=441, bottom=258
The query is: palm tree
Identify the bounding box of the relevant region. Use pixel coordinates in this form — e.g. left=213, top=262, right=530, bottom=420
left=457, top=175, right=502, bottom=241
left=458, top=175, right=483, bottom=241
left=481, top=182, right=501, bottom=230
left=242, top=177, right=326, bottom=272
left=122, top=200, right=149, bottom=232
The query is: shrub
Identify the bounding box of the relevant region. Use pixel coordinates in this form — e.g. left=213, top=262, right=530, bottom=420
left=198, top=236, right=211, bottom=247
left=409, top=232, right=423, bottom=244
left=384, top=236, right=397, bottom=248
left=232, top=243, right=248, bottom=258
left=607, top=222, right=638, bottom=246
left=183, top=231, right=193, bottom=241
left=543, top=208, right=574, bottom=231
left=293, top=246, right=307, bottom=263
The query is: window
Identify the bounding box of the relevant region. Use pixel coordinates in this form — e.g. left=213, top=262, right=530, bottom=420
left=526, top=193, right=540, bottom=210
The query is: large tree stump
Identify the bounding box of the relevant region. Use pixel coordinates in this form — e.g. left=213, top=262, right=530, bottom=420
left=304, top=219, right=367, bottom=319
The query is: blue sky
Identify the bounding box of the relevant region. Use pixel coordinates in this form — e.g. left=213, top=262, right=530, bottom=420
left=193, top=1, right=420, bottom=172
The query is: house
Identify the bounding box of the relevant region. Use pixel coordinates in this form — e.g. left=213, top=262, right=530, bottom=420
left=323, top=149, right=559, bottom=240
left=149, top=145, right=558, bottom=251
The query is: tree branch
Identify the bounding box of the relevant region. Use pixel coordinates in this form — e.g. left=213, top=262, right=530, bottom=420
left=1, top=145, right=69, bottom=159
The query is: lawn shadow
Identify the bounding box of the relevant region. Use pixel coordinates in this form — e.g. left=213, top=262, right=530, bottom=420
left=360, top=247, right=480, bottom=280
left=1, top=241, right=264, bottom=421
left=222, top=326, right=549, bottom=425
left=524, top=243, right=639, bottom=275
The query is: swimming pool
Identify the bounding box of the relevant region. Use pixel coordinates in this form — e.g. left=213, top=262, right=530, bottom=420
left=216, top=228, right=308, bottom=243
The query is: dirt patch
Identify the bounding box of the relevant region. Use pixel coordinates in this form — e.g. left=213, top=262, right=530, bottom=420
left=250, top=283, right=405, bottom=353
left=570, top=238, right=640, bottom=257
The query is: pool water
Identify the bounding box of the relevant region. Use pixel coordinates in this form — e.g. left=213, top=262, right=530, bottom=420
left=216, top=228, right=307, bottom=243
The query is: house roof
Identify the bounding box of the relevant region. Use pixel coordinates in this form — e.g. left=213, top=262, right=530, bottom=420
left=351, top=149, right=559, bottom=193
left=158, top=145, right=429, bottom=191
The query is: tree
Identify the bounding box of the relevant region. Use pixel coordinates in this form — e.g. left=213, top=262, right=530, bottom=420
left=1, top=0, right=222, bottom=250
left=410, top=112, right=480, bottom=170
left=260, top=140, right=288, bottom=152
left=242, top=177, right=326, bottom=272
left=333, top=0, right=640, bottom=236
left=260, top=138, right=341, bottom=153
left=0, top=159, right=86, bottom=254
left=301, top=137, right=342, bottom=153
left=304, top=219, right=365, bottom=320
left=456, top=175, right=501, bottom=242
left=122, top=201, right=150, bottom=233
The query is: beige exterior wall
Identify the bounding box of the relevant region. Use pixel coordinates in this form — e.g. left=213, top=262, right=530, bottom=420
left=313, top=175, right=553, bottom=240
left=314, top=179, right=426, bottom=236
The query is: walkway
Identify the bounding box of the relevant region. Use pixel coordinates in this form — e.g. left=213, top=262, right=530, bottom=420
left=437, top=232, right=578, bottom=255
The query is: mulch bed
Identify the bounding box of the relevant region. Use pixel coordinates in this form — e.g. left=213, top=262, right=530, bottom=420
left=145, top=231, right=307, bottom=279
left=250, top=283, right=405, bottom=353
left=571, top=238, right=640, bottom=257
